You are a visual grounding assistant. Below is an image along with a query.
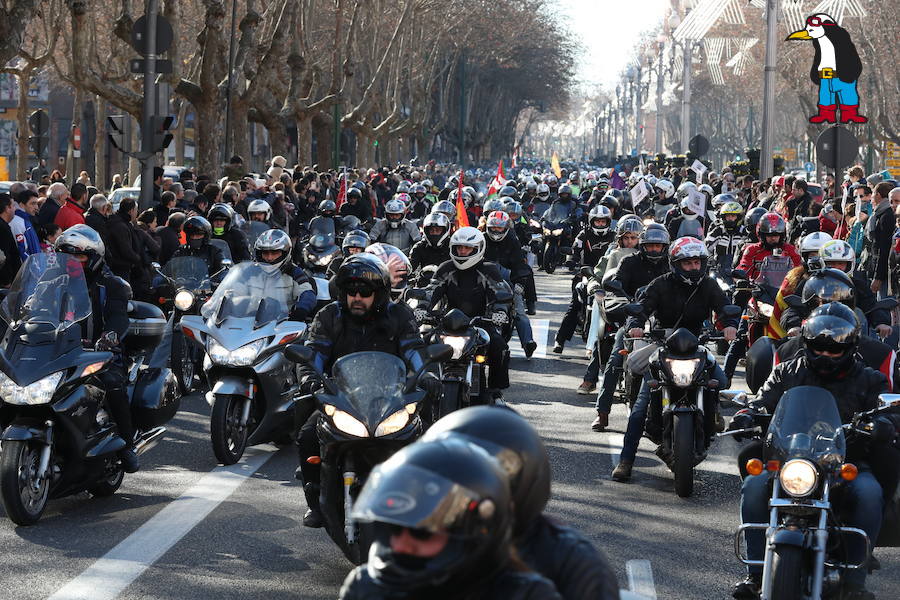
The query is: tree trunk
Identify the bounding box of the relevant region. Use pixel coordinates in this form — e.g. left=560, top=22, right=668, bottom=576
left=356, top=133, right=371, bottom=170
left=94, top=97, right=106, bottom=190
left=266, top=121, right=289, bottom=163
left=296, top=116, right=312, bottom=167
left=231, top=102, right=250, bottom=172
left=196, top=102, right=220, bottom=179
left=15, top=69, right=31, bottom=181
left=314, top=116, right=332, bottom=169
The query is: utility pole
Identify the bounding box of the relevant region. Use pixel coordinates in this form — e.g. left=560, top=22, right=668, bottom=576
left=222, top=0, right=238, bottom=166
left=458, top=52, right=466, bottom=165
left=759, top=0, right=779, bottom=179
left=680, top=41, right=693, bottom=154
left=655, top=45, right=665, bottom=154
left=139, top=0, right=159, bottom=213
left=634, top=66, right=643, bottom=156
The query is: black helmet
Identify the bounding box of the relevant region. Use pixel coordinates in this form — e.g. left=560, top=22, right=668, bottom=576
left=498, top=185, right=519, bottom=201
left=801, top=302, right=860, bottom=379
left=341, top=230, right=370, bottom=257
left=208, top=203, right=235, bottom=234
left=347, top=187, right=363, bottom=201
left=600, top=192, right=620, bottom=213
left=334, top=253, right=391, bottom=312
left=318, top=199, right=336, bottom=217
left=558, top=184, right=573, bottom=199
left=801, top=268, right=856, bottom=309
left=422, top=407, right=550, bottom=538
left=352, top=437, right=512, bottom=594
left=54, top=224, right=106, bottom=274
left=183, top=216, right=212, bottom=250
left=744, top=207, right=768, bottom=243
left=638, top=223, right=670, bottom=262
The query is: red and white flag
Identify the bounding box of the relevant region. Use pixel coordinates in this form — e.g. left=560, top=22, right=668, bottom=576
left=335, top=167, right=348, bottom=209
left=455, top=170, right=469, bottom=228
left=486, top=160, right=506, bottom=197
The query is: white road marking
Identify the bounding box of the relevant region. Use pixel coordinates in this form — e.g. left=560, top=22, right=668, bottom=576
left=510, top=318, right=550, bottom=359
left=48, top=446, right=277, bottom=600
left=606, top=432, right=624, bottom=466
left=626, top=559, right=658, bottom=600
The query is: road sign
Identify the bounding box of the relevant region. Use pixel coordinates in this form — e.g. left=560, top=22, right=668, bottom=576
left=28, top=110, right=49, bottom=135
left=688, top=135, right=709, bottom=157
left=72, top=126, right=81, bottom=151
left=815, top=126, right=859, bottom=170
left=804, top=161, right=814, bottom=172
left=130, top=58, right=173, bottom=74
left=131, top=15, right=174, bottom=55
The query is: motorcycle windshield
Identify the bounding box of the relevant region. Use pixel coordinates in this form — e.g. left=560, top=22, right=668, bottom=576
left=242, top=221, right=271, bottom=248
left=543, top=203, right=570, bottom=225
left=1, top=253, right=91, bottom=328
left=162, top=256, right=211, bottom=291
left=765, top=386, right=845, bottom=468
left=201, top=262, right=292, bottom=323
left=210, top=238, right=233, bottom=262
left=331, top=352, right=407, bottom=427
left=755, top=254, right=794, bottom=289
left=308, top=217, right=336, bottom=250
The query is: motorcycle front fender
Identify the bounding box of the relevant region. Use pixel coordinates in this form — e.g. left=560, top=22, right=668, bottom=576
left=771, top=527, right=806, bottom=548
left=1, top=422, right=50, bottom=444
left=212, top=376, right=253, bottom=399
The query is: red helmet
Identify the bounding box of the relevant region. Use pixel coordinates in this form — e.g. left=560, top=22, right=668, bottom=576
left=757, top=212, right=786, bottom=250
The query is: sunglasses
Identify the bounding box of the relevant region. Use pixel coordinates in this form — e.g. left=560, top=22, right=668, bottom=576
left=388, top=524, right=436, bottom=541
left=346, top=286, right=375, bottom=298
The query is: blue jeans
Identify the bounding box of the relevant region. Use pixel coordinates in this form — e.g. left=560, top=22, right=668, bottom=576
left=818, top=77, right=860, bottom=106
left=584, top=340, right=601, bottom=384
left=741, top=471, right=882, bottom=586
left=619, top=362, right=727, bottom=464
left=595, top=327, right=626, bottom=413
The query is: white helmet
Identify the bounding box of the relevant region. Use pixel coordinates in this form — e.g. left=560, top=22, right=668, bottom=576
left=384, top=198, right=406, bottom=229
left=799, top=231, right=833, bottom=255
left=422, top=212, right=451, bottom=247
left=587, top=205, right=612, bottom=236
left=819, top=239, right=856, bottom=272
left=654, top=179, right=675, bottom=199
left=248, top=199, right=272, bottom=221
left=536, top=183, right=550, bottom=199
left=698, top=184, right=714, bottom=199
left=449, top=227, right=485, bottom=270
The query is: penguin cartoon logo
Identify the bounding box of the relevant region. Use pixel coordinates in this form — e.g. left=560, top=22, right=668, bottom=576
left=787, top=13, right=867, bottom=125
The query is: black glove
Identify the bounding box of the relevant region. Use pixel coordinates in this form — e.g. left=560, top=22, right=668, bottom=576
left=95, top=331, right=119, bottom=353
left=419, top=372, right=443, bottom=398
left=727, top=409, right=757, bottom=442
left=299, top=378, right=322, bottom=396
left=871, top=415, right=897, bottom=446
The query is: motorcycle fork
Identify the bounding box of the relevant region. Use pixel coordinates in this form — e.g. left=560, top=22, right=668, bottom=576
left=36, top=420, right=54, bottom=485
left=239, top=381, right=255, bottom=427
left=343, top=456, right=357, bottom=544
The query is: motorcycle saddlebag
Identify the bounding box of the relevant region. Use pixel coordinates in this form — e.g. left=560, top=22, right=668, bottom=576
left=131, top=368, right=180, bottom=430
left=877, top=485, right=900, bottom=547
left=125, top=301, right=167, bottom=354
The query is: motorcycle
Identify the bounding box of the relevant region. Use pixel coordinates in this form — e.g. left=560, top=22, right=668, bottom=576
left=622, top=301, right=741, bottom=497
left=602, top=279, right=644, bottom=408
left=540, top=203, right=574, bottom=274
left=284, top=343, right=453, bottom=564
left=179, top=262, right=308, bottom=465
left=728, top=387, right=900, bottom=600
left=0, top=254, right=179, bottom=525
left=301, top=216, right=342, bottom=275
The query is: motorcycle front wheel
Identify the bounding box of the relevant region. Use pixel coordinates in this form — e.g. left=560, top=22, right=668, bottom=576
left=672, top=412, right=695, bottom=498
left=543, top=245, right=557, bottom=274
left=211, top=395, right=250, bottom=465
left=0, top=440, right=50, bottom=525
left=172, top=329, right=196, bottom=394
left=771, top=544, right=805, bottom=600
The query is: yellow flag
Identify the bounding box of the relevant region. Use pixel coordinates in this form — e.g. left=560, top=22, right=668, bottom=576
left=551, top=152, right=562, bottom=179
left=0, top=157, right=7, bottom=181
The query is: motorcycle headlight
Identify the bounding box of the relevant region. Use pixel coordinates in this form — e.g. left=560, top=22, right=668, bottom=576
left=0, top=371, right=64, bottom=405
left=440, top=335, right=469, bottom=360
left=324, top=405, right=369, bottom=438
left=664, top=358, right=701, bottom=388
left=174, top=290, right=195, bottom=311
left=757, top=302, right=774, bottom=318
left=779, top=459, right=818, bottom=497
left=374, top=408, right=410, bottom=437
left=552, top=228, right=564, bottom=236
left=207, top=338, right=265, bottom=366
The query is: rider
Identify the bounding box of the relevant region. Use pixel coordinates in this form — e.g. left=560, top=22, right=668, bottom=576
left=54, top=225, right=140, bottom=473
left=428, top=227, right=513, bottom=399
left=407, top=183, right=431, bottom=220
left=409, top=212, right=451, bottom=275
left=247, top=199, right=275, bottom=228
left=666, top=197, right=705, bottom=240
left=169, top=216, right=226, bottom=281
left=293, top=254, right=438, bottom=528
left=337, top=187, right=373, bottom=224
left=208, top=203, right=251, bottom=263
left=611, top=237, right=738, bottom=482
left=326, top=229, right=370, bottom=278
left=730, top=303, right=888, bottom=600
left=423, top=407, right=620, bottom=600
left=369, top=198, right=422, bottom=253
left=252, top=229, right=316, bottom=321
left=338, top=437, right=563, bottom=600
left=704, top=199, right=746, bottom=264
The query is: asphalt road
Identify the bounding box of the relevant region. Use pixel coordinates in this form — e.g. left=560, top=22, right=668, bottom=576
left=1, top=271, right=898, bottom=599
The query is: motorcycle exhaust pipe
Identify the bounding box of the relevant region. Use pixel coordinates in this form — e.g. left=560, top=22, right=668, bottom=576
left=135, top=426, right=167, bottom=455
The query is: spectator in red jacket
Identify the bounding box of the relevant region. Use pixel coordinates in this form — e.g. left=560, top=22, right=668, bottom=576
left=54, top=182, right=88, bottom=230
left=818, top=203, right=840, bottom=236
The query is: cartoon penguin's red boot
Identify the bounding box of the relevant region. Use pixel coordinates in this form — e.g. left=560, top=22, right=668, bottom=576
left=839, top=105, right=868, bottom=124
left=809, top=104, right=837, bottom=124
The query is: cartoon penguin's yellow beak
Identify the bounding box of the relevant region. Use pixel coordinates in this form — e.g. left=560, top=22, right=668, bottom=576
left=786, top=29, right=812, bottom=40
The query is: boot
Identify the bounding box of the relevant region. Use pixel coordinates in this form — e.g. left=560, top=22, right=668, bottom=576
left=526, top=300, right=536, bottom=315
left=577, top=381, right=596, bottom=395
left=809, top=104, right=837, bottom=124
left=731, top=574, right=761, bottom=600
left=118, top=447, right=140, bottom=473
left=611, top=460, right=633, bottom=481
left=524, top=340, right=538, bottom=358
left=840, top=104, right=868, bottom=124
left=302, top=482, right=324, bottom=528
left=591, top=412, right=608, bottom=432
left=552, top=342, right=564, bottom=354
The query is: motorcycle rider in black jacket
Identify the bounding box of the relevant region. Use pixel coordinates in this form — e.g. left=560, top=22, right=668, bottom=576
left=54, top=225, right=140, bottom=473
left=293, top=254, right=438, bottom=528
left=338, top=438, right=563, bottom=600
left=168, top=216, right=226, bottom=282
left=408, top=212, right=451, bottom=277
left=591, top=224, right=671, bottom=431
left=611, top=237, right=738, bottom=482
left=730, top=303, right=889, bottom=600
left=208, top=203, right=251, bottom=263
left=553, top=205, right=615, bottom=355
left=424, top=407, right=620, bottom=600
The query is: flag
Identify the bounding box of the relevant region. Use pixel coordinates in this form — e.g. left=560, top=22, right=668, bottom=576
left=512, top=148, right=519, bottom=169
left=335, top=167, right=348, bottom=209
left=551, top=152, right=562, bottom=179
left=486, top=160, right=506, bottom=197
left=455, top=170, right=469, bottom=228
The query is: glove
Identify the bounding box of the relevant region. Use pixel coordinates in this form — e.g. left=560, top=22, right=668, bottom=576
left=727, top=409, right=756, bottom=441
left=95, top=331, right=119, bottom=353
left=414, top=308, right=430, bottom=323
left=289, top=307, right=309, bottom=322
left=299, top=378, right=322, bottom=396
left=491, top=311, right=509, bottom=326
left=513, top=282, right=524, bottom=296
left=419, top=372, right=443, bottom=398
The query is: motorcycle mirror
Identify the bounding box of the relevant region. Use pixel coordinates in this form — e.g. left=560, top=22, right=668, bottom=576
left=580, top=266, right=593, bottom=278
left=624, top=303, right=644, bottom=318
left=221, top=258, right=233, bottom=269
left=426, top=343, right=454, bottom=364
left=284, top=343, right=315, bottom=365
left=784, top=294, right=804, bottom=309
left=721, top=304, right=742, bottom=318
left=151, top=262, right=162, bottom=271
left=731, top=268, right=747, bottom=280
left=603, top=279, right=624, bottom=294
left=877, top=394, right=900, bottom=409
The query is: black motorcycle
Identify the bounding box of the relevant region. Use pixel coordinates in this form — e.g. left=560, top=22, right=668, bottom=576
left=540, top=203, right=574, bottom=274
left=0, top=254, right=179, bottom=525
left=284, top=344, right=452, bottom=564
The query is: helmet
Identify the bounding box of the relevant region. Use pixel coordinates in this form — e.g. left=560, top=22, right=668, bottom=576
left=718, top=201, right=744, bottom=232
left=536, top=184, right=550, bottom=200
left=498, top=185, right=518, bottom=200
left=317, top=199, right=336, bottom=217
left=546, top=175, right=558, bottom=187
left=757, top=212, right=786, bottom=249
left=501, top=199, right=522, bottom=221
left=819, top=239, right=856, bottom=273
left=638, top=223, right=670, bottom=261
left=588, top=205, right=612, bottom=236
left=432, top=200, right=456, bottom=221
left=600, top=192, right=620, bottom=213
left=396, top=181, right=410, bottom=194
left=335, top=253, right=391, bottom=312
left=485, top=211, right=511, bottom=242
left=616, top=215, right=643, bottom=239
left=698, top=184, right=714, bottom=199
left=248, top=199, right=273, bottom=221
left=412, top=184, right=427, bottom=199
left=423, top=212, right=451, bottom=247
left=669, top=236, right=709, bottom=285
left=347, top=187, right=363, bottom=201
left=525, top=180, right=537, bottom=194
left=801, top=302, right=860, bottom=378
left=422, top=179, right=433, bottom=190
left=483, top=198, right=505, bottom=215
left=394, top=192, right=412, bottom=206
left=449, top=227, right=485, bottom=270
left=558, top=184, right=573, bottom=199
left=254, top=229, right=293, bottom=274
left=421, top=409, right=548, bottom=537
left=679, top=197, right=700, bottom=218
left=385, top=199, right=406, bottom=228
left=183, top=216, right=212, bottom=250
left=712, top=193, right=737, bottom=210
left=801, top=268, right=856, bottom=309
left=366, top=243, right=411, bottom=292
left=655, top=179, right=675, bottom=199
left=208, top=203, right=235, bottom=235
left=54, top=224, right=106, bottom=274
left=352, top=437, right=512, bottom=595
left=799, top=231, right=833, bottom=268
left=745, top=207, right=768, bottom=242
left=341, top=230, right=370, bottom=257
left=676, top=181, right=697, bottom=202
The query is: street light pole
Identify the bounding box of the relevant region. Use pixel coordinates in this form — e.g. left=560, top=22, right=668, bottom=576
left=634, top=66, right=643, bottom=156
left=139, top=0, right=159, bottom=213
left=760, top=0, right=779, bottom=179
left=655, top=43, right=665, bottom=154
left=680, top=41, right=693, bottom=154
left=222, top=0, right=238, bottom=167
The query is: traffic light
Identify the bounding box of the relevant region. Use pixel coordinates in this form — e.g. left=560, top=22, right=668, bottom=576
left=150, top=115, right=174, bottom=152
left=107, top=115, right=128, bottom=151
